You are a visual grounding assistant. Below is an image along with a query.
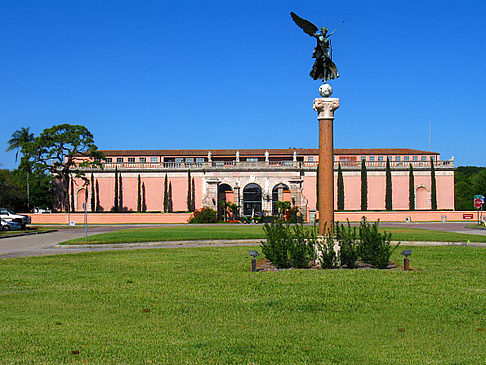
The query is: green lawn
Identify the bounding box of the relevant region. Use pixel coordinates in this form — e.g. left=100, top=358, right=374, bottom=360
left=60, top=225, right=486, bottom=245
left=0, top=246, right=484, bottom=364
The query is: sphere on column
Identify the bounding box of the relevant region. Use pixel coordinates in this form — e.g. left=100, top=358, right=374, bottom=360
left=319, top=83, right=333, bottom=97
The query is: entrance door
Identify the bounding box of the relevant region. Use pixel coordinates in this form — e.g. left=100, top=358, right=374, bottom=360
left=243, top=183, right=262, bottom=216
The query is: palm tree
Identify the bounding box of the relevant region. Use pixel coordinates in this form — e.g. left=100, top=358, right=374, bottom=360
left=6, top=127, right=35, bottom=210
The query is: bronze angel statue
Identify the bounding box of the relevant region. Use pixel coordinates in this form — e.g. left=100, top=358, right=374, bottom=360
left=290, top=12, right=339, bottom=83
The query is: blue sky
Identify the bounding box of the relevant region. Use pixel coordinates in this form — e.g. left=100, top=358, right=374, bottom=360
left=1, top=0, right=485, bottom=168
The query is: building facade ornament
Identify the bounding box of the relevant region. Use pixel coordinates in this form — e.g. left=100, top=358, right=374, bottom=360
left=313, top=98, right=340, bottom=120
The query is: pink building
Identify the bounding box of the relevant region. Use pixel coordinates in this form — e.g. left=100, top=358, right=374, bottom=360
left=71, top=148, right=454, bottom=220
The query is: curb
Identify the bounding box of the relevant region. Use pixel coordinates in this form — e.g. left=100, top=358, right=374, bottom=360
left=0, top=229, right=58, bottom=240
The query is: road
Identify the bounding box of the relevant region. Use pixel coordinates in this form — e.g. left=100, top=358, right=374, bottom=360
left=0, top=222, right=485, bottom=259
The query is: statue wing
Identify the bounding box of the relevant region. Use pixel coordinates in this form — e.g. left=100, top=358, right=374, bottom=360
left=290, top=12, right=318, bottom=37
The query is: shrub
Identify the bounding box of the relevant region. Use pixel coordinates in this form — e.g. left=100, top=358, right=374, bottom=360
left=358, top=217, right=398, bottom=269
left=318, top=234, right=337, bottom=269
left=336, top=221, right=359, bottom=268
left=261, top=220, right=291, bottom=268
left=188, top=207, right=217, bottom=223
left=288, top=223, right=318, bottom=268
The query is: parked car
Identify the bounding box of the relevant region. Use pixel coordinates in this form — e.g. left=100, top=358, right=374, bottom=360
left=1, top=219, right=22, bottom=231
left=0, top=208, right=31, bottom=230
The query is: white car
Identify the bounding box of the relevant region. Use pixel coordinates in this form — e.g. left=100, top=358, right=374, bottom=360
left=0, top=208, right=31, bottom=230
left=1, top=219, right=22, bottom=231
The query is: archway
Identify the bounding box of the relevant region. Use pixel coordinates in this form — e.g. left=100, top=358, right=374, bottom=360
left=415, top=186, right=429, bottom=210
left=217, top=183, right=233, bottom=220
left=76, top=188, right=88, bottom=211
left=243, top=183, right=262, bottom=216
left=272, top=183, right=290, bottom=215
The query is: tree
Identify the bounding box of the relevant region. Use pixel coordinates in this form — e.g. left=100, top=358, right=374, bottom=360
left=6, top=127, right=35, bottom=210
left=430, top=158, right=437, bottom=210
left=119, top=173, right=123, bottom=211
left=361, top=159, right=368, bottom=211
left=409, top=163, right=415, bottom=210
left=187, top=171, right=192, bottom=211
left=90, top=173, right=95, bottom=212
left=385, top=157, right=392, bottom=210
left=163, top=174, right=168, bottom=212
left=114, top=168, right=119, bottom=212
left=95, top=180, right=101, bottom=212
left=137, top=174, right=142, bottom=212
left=168, top=182, right=173, bottom=213
left=22, top=124, right=103, bottom=213
left=70, top=176, right=75, bottom=212
left=337, top=162, right=344, bottom=210
left=142, top=182, right=147, bottom=212
left=454, top=166, right=485, bottom=210
left=191, top=177, right=196, bottom=212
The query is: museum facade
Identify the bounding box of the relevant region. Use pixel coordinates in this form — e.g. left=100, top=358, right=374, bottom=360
left=72, top=148, right=455, bottom=219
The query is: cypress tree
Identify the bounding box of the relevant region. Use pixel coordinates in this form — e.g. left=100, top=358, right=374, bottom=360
left=187, top=171, right=192, bottom=211
left=191, top=177, right=196, bottom=212
left=168, top=182, right=173, bottom=213
left=431, top=157, right=437, bottom=210
left=137, top=174, right=141, bottom=212
left=385, top=157, right=393, bottom=210
left=409, top=163, right=415, bottom=210
left=70, top=176, right=75, bottom=213
left=114, top=167, right=118, bottom=212
left=90, top=173, right=95, bottom=212
left=361, top=159, right=368, bottom=211
left=119, top=173, right=123, bottom=211
left=337, top=162, right=345, bottom=210
left=163, top=174, right=168, bottom=212
left=95, top=180, right=100, bottom=212
left=142, top=182, right=147, bottom=212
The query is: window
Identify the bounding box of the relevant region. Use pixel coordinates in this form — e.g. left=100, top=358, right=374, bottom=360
left=139, top=158, right=146, bottom=163
left=94, top=157, right=100, bottom=162
left=128, top=158, right=135, bottom=163
left=116, top=158, right=123, bottom=163
left=105, top=158, right=112, bottom=163
left=369, top=156, right=375, bottom=162
left=413, top=156, right=418, bottom=161
left=175, top=158, right=184, bottom=163
left=185, top=158, right=194, bottom=163
left=196, top=157, right=205, bottom=163
left=246, top=158, right=258, bottom=162
left=421, top=156, right=427, bottom=162
left=404, top=156, right=410, bottom=162
left=378, top=156, right=384, bottom=162
left=361, top=156, right=366, bottom=161
left=395, top=156, right=401, bottom=162
left=308, top=156, right=314, bottom=162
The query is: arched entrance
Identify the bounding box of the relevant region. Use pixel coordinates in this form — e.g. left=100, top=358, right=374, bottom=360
left=416, top=186, right=429, bottom=210
left=272, top=183, right=290, bottom=215
left=243, top=183, right=262, bottom=216
left=217, top=184, right=233, bottom=220
left=76, top=188, right=88, bottom=211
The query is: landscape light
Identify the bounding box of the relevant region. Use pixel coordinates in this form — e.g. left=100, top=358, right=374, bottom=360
left=400, top=250, right=412, bottom=271
left=248, top=250, right=259, bottom=272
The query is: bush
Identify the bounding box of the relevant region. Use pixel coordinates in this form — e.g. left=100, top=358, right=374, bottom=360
left=358, top=217, right=397, bottom=269
left=188, top=207, right=218, bottom=223
left=318, top=234, right=337, bottom=269
left=335, top=221, right=359, bottom=268
left=261, top=221, right=317, bottom=269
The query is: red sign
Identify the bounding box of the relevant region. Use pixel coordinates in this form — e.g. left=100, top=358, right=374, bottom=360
left=474, top=199, right=483, bottom=209
left=463, top=214, right=474, bottom=219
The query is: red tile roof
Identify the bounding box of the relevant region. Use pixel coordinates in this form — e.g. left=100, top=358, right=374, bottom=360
left=100, top=148, right=439, bottom=157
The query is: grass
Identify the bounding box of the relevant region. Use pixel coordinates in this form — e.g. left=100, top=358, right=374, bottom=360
left=0, top=246, right=485, bottom=364
left=59, top=224, right=486, bottom=245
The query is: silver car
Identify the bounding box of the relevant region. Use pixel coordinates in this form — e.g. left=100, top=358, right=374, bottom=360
left=1, top=219, right=22, bottom=231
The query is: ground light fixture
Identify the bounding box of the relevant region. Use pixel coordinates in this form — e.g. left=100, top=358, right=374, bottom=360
left=248, top=250, right=259, bottom=272
left=401, top=250, right=412, bottom=271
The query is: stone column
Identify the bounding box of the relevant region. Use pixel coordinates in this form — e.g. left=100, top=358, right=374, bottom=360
left=233, top=186, right=241, bottom=217
left=313, top=97, right=339, bottom=235
left=288, top=178, right=304, bottom=211
left=202, top=179, right=220, bottom=210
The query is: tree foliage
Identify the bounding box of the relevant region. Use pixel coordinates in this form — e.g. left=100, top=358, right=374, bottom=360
left=409, top=164, right=415, bottom=211
left=337, top=162, right=345, bottom=211
left=385, top=157, right=392, bottom=210
left=455, top=166, right=486, bottom=210
left=430, top=158, right=437, bottom=210
left=361, top=159, right=367, bottom=211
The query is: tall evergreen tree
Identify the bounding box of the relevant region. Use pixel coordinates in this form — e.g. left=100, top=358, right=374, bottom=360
left=337, top=162, right=345, bottom=210
left=187, top=171, right=192, bottom=211
left=142, top=182, right=147, bottom=212
left=119, top=173, right=123, bottom=211
left=163, top=174, right=168, bottom=212
left=137, top=174, right=142, bottom=212
left=114, top=167, right=119, bottom=212
left=361, top=159, right=368, bottom=211
left=385, top=157, right=393, bottom=210
left=95, top=180, right=100, bottom=212
left=90, top=173, right=95, bottom=212
left=191, top=177, right=196, bottom=212
left=70, top=176, right=75, bottom=212
left=430, top=157, right=437, bottom=210
left=409, top=163, right=415, bottom=210
left=168, top=182, right=173, bottom=213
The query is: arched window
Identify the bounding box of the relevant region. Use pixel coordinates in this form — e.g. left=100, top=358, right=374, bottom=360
left=272, top=183, right=290, bottom=215
left=243, top=183, right=262, bottom=216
